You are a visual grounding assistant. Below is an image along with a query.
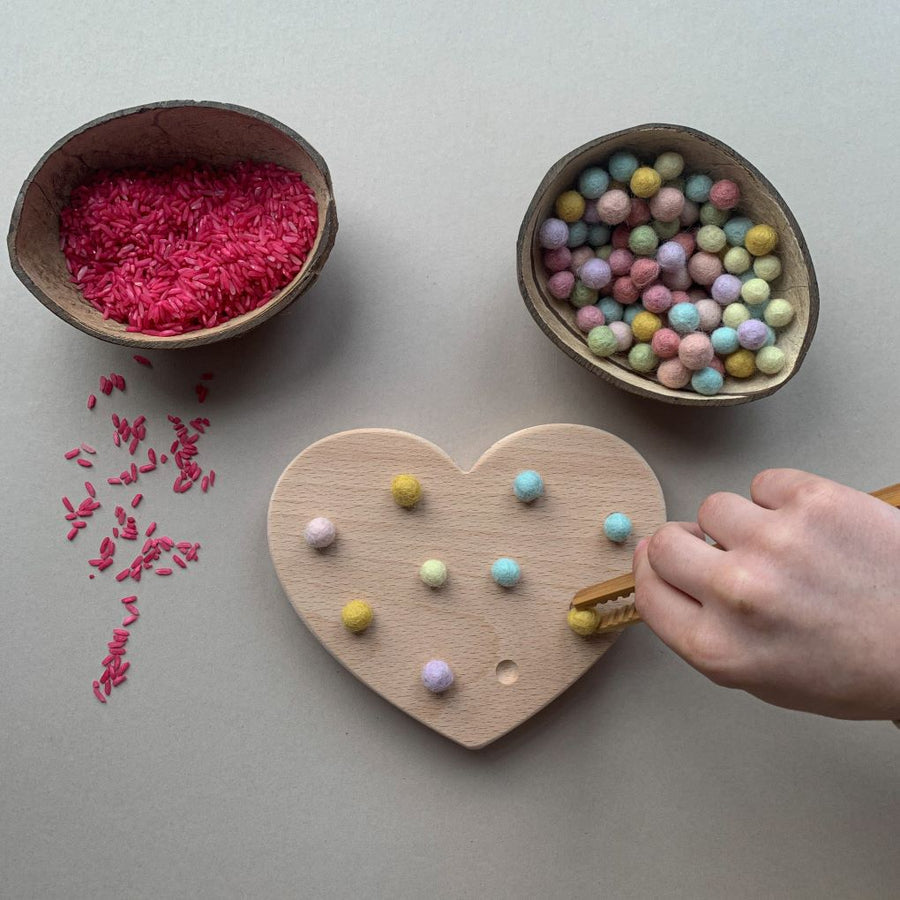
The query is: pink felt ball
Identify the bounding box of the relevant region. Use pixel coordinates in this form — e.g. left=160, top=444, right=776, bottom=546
left=575, top=305, right=606, bottom=333
left=596, top=189, right=632, bottom=225
left=671, top=231, right=696, bottom=257
left=648, top=187, right=685, bottom=223
left=642, top=283, right=674, bottom=314
left=651, top=327, right=681, bottom=359
left=547, top=270, right=575, bottom=300
left=611, top=224, right=631, bottom=250
left=670, top=290, right=691, bottom=306
left=630, top=258, right=660, bottom=289
left=695, top=299, right=722, bottom=332
left=582, top=202, right=602, bottom=224
left=679, top=200, right=700, bottom=227
left=656, top=240, right=686, bottom=271
left=608, top=319, right=634, bottom=351
left=678, top=332, right=715, bottom=370
left=570, top=246, right=594, bottom=272
left=709, top=179, right=741, bottom=210
left=612, top=276, right=640, bottom=305
left=544, top=246, right=572, bottom=273
left=608, top=248, right=635, bottom=277
left=657, top=358, right=692, bottom=389
left=580, top=258, right=612, bottom=290
left=687, top=251, right=724, bottom=286
left=662, top=267, right=692, bottom=291
left=708, top=356, right=725, bottom=375
left=626, top=198, right=652, bottom=227
left=711, top=273, right=742, bottom=305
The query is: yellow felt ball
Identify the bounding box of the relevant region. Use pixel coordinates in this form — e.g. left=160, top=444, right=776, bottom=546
left=630, top=166, right=662, bottom=199
left=341, top=600, right=373, bottom=633
left=744, top=224, right=778, bottom=256
left=555, top=190, right=586, bottom=223
left=724, top=349, right=757, bottom=378
left=567, top=608, right=600, bottom=637
left=631, top=311, right=663, bottom=343
left=391, top=474, right=422, bottom=508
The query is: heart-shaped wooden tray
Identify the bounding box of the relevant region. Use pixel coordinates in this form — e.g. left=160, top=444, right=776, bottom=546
left=267, top=425, right=665, bottom=748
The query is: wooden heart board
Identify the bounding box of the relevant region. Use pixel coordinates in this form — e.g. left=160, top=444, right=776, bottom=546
left=267, top=425, right=666, bottom=749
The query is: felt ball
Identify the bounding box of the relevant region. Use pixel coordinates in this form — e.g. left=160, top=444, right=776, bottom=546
left=543, top=246, right=572, bottom=273
left=611, top=224, right=632, bottom=250
left=685, top=173, right=712, bottom=203
left=737, top=318, right=769, bottom=350
left=699, top=203, right=729, bottom=227
left=578, top=166, right=610, bottom=199
left=583, top=201, right=602, bottom=225
left=420, top=559, right=448, bottom=587
left=608, top=150, right=640, bottom=183
left=756, top=345, right=787, bottom=375
left=547, top=270, right=575, bottom=300
left=630, top=258, right=660, bottom=289
left=709, top=179, right=741, bottom=210
left=678, top=332, right=714, bottom=370
left=623, top=303, right=645, bottom=325
left=642, top=284, right=673, bottom=314
left=651, top=218, right=680, bottom=240
left=740, top=278, right=771, bottom=306
left=596, top=189, right=632, bottom=225
left=764, top=298, right=794, bottom=328
left=668, top=301, right=701, bottom=334
left=421, top=659, right=454, bottom=693
left=648, top=186, right=685, bottom=223
left=596, top=244, right=614, bottom=261
left=654, top=151, right=684, bottom=181
left=722, top=302, right=751, bottom=329
left=630, top=225, right=660, bottom=257
left=567, top=221, right=588, bottom=248
left=687, top=251, right=723, bottom=286
left=724, top=216, right=754, bottom=247
left=603, top=512, right=633, bottom=543
left=599, top=297, right=624, bottom=323
left=724, top=348, right=757, bottom=378
left=691, top=366, right=724, bottom=396
left=570, top=282, right=599, bottom=308
left=753, top=254, right=783, bottom=281
left=587, top=224, right=612, bottom=247
left=626, top=198, right=652, bottom=227
left=740, top=270, right=759, bottom=284
left=661, top=266, right=693, bottom=291
left=651, top=327, right=681, bottom=358
left=539, top=218, right=569, bottom=249
left=696, top=224, right=727, bottom=253
left=612, top=276, right=640, bottom=305
left=304, top=517, right=336, bottom=549
left=576, top=304, right=606, bottom=333
left=671, top=290, right=692, bottom=305
left=711, top=326, right=740, bottom=355
left=579, top=258, right=612, bottom=290
left=631, top=311, right=663, bottom=343
left=608, top=248, right=635, bottom=276
left=567, top=607, right=600, bottom=636
left=513, top=470, right=544, bottom=502
left=608, top=320, right=634, bottom=351
left=687, top=287, right=707, bottom=302
left=341, top=600, right=373, bottom=633
left=763, top=324, right=777, bottom=347
left=671, top=231, right=696, bottom=257
left=628, top=342, right=659, bottom=373
left=657, top=358, right=692, bottom=389
left=555, top=190, right=585, bottom=223
left=744, top=224, right=778, bottom=256
left=570, top=245, right=595, bottom=272
left=679, top=199, right=700, bottom=227
left=695, top=298, right=722, bottom=332
left=708, top=356, right=725, bottom=375
left=391, top=474, right=422, bottom=508
left=723, top=246, right=752, bottom=274
left=587, top=325, right=618, bottom=357
left=630, top=166, right=662, bottom=198
left=491, top=557, right=521, bottom=587
left=656, top=240, right=686, bottom=271
left=711, top=273, right=742, bottom=305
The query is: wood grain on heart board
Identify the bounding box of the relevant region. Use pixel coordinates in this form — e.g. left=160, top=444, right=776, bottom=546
left=267, top=425, right=666, bottom=748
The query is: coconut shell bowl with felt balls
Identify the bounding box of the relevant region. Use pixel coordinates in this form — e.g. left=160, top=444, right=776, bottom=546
left=7, top=100, right=338, bottom=349
left=517, top=123, right=819, bottom=406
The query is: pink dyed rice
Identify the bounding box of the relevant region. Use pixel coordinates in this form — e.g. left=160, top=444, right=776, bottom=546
left=60, top=160, right=318, bottom=335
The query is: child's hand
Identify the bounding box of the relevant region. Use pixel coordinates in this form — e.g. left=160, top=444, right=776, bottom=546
left=633, top=469, right=900, bottom=719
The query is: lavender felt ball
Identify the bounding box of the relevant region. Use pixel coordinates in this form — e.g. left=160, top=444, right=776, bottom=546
left=737, top=318, right=769, bottom=351
left=539, top=218, right=569, bottom=250
left=579, top=258, right=612, bottom=291
left=421, top=660, right=454, bottom=693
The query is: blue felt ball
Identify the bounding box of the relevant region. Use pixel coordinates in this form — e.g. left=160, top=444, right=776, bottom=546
left=567, top=221, right=589, bottom=248
left=685, top=174, right=712, bottom=203
left=691, top=366, right=724, bottom=396
left=608, top=151, right=640, bottom=183
left=513, top=470, right=544, bottom=503
left=598, top=297, right=624, bottom=323
left=669, top=302, right=701, bottom=334
left=603, top=512, right=633, bottom=543
left=739, top=269, right=758, bottom=283
left=578, top=166, right=610, bottom=200
left=623, top=303, right=645, bottom=325
left=723, top=216, right=754, bottom=247
left=491, top=557, right=521, bottom=588
left=763, top=324, right=777, bottom=347
left=587, top=224, right=611, bottom=248
left=745, top=300, right=769, bottom=319
left=711, top=326, right=740, bottom=355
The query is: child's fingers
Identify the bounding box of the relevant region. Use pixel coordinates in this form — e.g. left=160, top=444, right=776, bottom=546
left=750, top=468, right=818, bottom=510
left=697, top=491, right=772, bottom=550
left=645, top=522, right=727, bottom=605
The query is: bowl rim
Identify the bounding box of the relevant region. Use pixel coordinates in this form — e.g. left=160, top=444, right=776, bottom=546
left=517, top=122, right=819, bottom=406
left=7, top=98, right=338, bottom=349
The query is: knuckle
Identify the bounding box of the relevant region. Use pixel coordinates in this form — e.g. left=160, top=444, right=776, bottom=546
left=647, top=523, right=680, bottom=563
left=711, top=565, right=759, bottom=615
left=697, top=492, right=731, bottom=530
left=799, top=480, right=840, bottom=515
left=683, top=626, right=740, bottom=687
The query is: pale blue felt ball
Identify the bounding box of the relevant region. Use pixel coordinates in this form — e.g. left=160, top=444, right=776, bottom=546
left=691, top=366, right=724, bottom=395
left=587, top=224, right=611, bottom=247
left=711, top=326, right=740, bottom=355
left=491, top=557, right=521, bottom=587
left=598, top=297, right=624, bottom=323
left=578, top=166, right=610, bottom=199
left=685, top=174, right=712, bottom=203
left=608, top=151, right=640, bottom=183
left=623, top=303, right=645, bottom=325
left=603, top=512, right=633, bottom=543
left=513, top=470, right=544, bottom=503
left=567, top=221, right=588, bottom=248
left=668, top=302, right=700, bottom=334
left=723, top=216, right=754, bottom=247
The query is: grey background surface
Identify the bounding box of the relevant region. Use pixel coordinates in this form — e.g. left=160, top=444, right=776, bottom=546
left=2, top=2, right=898, bottom=898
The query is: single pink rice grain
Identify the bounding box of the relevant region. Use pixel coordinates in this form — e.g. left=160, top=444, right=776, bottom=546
left=131, top=493, right=142, bottom=509
left=87, top=394, right=97, bottom=410
left=155, top=568, right=173, bottom=576
left=77, top=458, right=93, bottom=468
left=93, top=681, right=107, bottom=703
left=64, top=448, right=81, bottom=460
left=133, top=355, right=152, bottom=367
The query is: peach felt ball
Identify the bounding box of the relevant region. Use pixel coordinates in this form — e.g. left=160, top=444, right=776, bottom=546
left=608, top=320, right=634, bottom=351
left=608, top=248, right=635, bottom=276
left=662, top=267, right=692, bottom=291
left=709, top=179, right=741, bottom=210
left=695, top=298, right=723, bottom=331
left=630, top=258, right=660, bottom=289
left=596, top=189, right=632, bottom=225
left=570, top=246, right=595, bottom=273
left=651, top=327, right=681, bottom=359
left=543, top=246, right=572, bottom=273
left=642, top=284, right=673, bottom=314
left=687, top=251, right=723, bottom=286
left=657, top=358, right=692, bottom=389
left=678, top=332, right=715, bottom=370
left=576, top=305, right=606, bottom=333
left=547, top=271, right=575, bottom=300
left=612, top=277, right=640, bottom=305
left=648, top=186, right=685, bottom=222
left=708, top=355, right=726, bottom=376
left=679, top=200, right=700, bottom=227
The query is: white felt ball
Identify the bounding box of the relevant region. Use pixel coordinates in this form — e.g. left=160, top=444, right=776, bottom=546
left=304, top=516, right=336, bottom=549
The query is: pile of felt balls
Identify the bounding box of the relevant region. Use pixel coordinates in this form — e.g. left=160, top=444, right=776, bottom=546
left=538, top=149, right=793, bottom=395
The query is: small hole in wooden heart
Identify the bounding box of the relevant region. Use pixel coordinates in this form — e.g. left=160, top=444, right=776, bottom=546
left=496, top=660, right=519, bottom=685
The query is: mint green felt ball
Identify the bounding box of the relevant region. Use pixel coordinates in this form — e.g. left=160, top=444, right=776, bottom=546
left=753, top=254, right=782, bottom=282
left=420, top=559, right=448, bottom=587
left=587, top=325, right=618, bottom=357
left=723, top=246, right=752, bottom=274
left=741, top=277, right=771, bottom=305
left=596, top=244, right=613, bottom=260
left=654, top=151, right=684, bottom=181
left=756, top=345, right=787, bottom=375
left=628, top=225, right=659, bottom=256
left=696, top=224, right=727, bottom=253
left=764, top=298, right=794, bottom=328
left=651, top=218, right=679, bottom=239
left=699, top=203, right=729, bottom=227
left=628, top=342, right=658, bottom=373
left=722, top=302, right=751, bottom=329
left=571, top=282, right=599, bottom=308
